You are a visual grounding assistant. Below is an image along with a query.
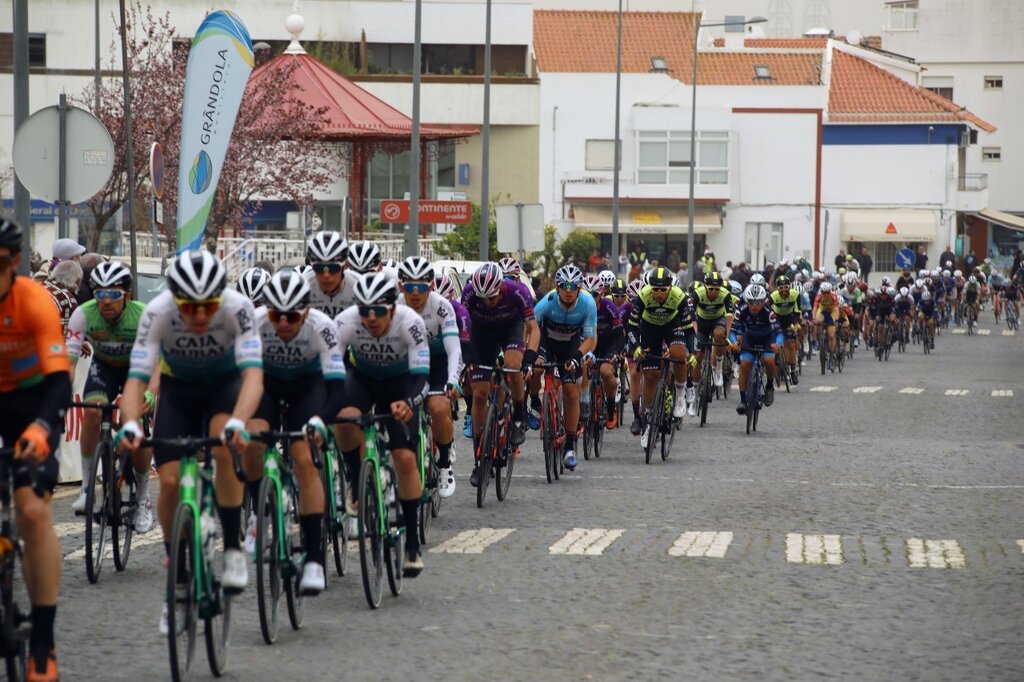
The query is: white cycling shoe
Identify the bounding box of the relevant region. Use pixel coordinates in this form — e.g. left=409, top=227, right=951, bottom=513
left=300, top=562, right=326, bottom=596
left=221, top=549, right=248, bottom=593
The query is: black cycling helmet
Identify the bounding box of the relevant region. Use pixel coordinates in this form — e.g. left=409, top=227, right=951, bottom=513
left=775, top=275, right=791, bottom=287
left=610, top=277, right=628, bottom=295
left=0, top=219, right=23, bottom=254
left=648, top=267, right=674, bottom=288
left=703, top=271, right=724, bottom=287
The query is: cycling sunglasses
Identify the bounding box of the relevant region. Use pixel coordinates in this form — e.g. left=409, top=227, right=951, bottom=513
left=174, top=297, right=222, bottom=316
left=651, top=286, right=670, bottom=294
left=557, top=281, right=579, bottom=291
left=268, top=309, right=305, bottom=324
left=94, top=289, right=126, bottom=302
left=401, top=281, right=430, bottom=294
left=358, top=304, right=391, bottom=318
left=311, top=262, right=343, bottom=275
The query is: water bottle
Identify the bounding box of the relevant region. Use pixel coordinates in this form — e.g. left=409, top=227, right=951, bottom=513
left=200, top=510, right=216, bottom=567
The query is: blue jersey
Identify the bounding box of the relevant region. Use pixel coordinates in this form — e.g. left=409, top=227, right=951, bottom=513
left=730, top=306, right=783, bottom=347
left=919, top=299, right=936, bottom=317
left=534, top=290, right=597, bottom=344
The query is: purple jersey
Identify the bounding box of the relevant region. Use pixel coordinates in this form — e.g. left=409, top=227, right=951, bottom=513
left=461, top=278, right=534, bottom=307
left=462, top=280, right=535, bottom=329
left=596, top=297, right=623, bottom=338
left=450, top=299, right=471, bottom=340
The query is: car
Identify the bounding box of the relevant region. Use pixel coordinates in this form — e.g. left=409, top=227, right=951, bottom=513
left=136, top=271, right=168, bottom=303
left=433, top=259, right=536, bottom=299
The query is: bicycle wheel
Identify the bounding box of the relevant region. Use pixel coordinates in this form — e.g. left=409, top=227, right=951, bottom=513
left=419, top=445, right=436, bottom=544
left=204, top=551, right=232, bottom=677
left=255, top=477, right=281, bottom=644
left=2, top=570, right=26, bottom=682
left=592, top=409, right=603, bottom=459
left=167, top=504, right=198, bottom=682
left=660, top=418, right=673, bottom=461
left=645, top=381, right=664, bottom=465
left=476, top=404, right=496, bottom=507
left=752, top=378, right=762, bottom=433
left=112, top=458, right=136, bottom=572
left=358, top=461, right=384, bottom=609
left=327, top=448, right=348, bottom=577
left=541, top=392, right=555, bottom=484
left=581, top=406, right=592, bottom=461
left=819, top=334, right=827, bottom=375
left=3, top=638, right=24, bottom=682
left=285, top=481, right=306, bottom=630
left=84, top=443, right=108, bottom=584
left=698, top=375, right=710, bottom=427
left=781, top=357, right=792, bottom=391
left=385, top=473, right=404, bottom=598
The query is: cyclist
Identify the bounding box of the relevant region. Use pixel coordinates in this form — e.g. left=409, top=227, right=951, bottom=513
left=498, top=256, right=536, bottom=304
left=306, top=231, right=360, bottom=319
left=0, top=219, right=69, bottom=681
left=116, top=251, right=264, bottom=633
left=463, top=262, right=539, bottom=472
left=243, top=271, right=347, bottom=595
left=894, top=287, right=914, bottom=343
left=918, top=289, right=937, bottom=349
left=621, top=279, right=646, bottom=435
left=626, top=268, right=694, bottom=449
left=690, top=272, right=734, bottom=398
left=580, top=275, right=624, bottom=430
left=334, top=272, right=430, bottom=575
left=66, top=262, right=156, bottom=533
left=397, top=257, right=462, bottom=497
left=841, top=273, right=864, bottom=347
left=236, top=266, right=271, bottom=307
left=348, top=240, right=399, bottom=282
left=964, top=275, right=981, bottom=327
left=729, top=285, right=782, bottom=415
left=435, top=272, right=474, bottom=439
left=527, top=265, right=597, bottom=471
left=871, top=287, right=898, bottom=347
left=812, top=281, right=841, bottom=356
left=769, top=275, right=800, bottom=385
left=1001, top=274, right=1021, bottom=322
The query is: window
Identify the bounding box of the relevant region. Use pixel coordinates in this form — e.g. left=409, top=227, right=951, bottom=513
left=922, top=76, right=953, bottom=101
left=926, top=86, right=954, bottom=100
left=650, top=56, right=668, bottom=73
left=984, top=76, right=1003, bottom=90
left=754, top=65, right=772, bottom=80
left=0, top=33, right=46, bottom=68
left=888, top=2, right=919, bottom=31
left=636, top=131, right=729, bottom=185
left=982, top=147, right=1001, bottom=161
left=724, top=15, right=746, bottom=33
left=585, top=140, right=619, bottom=171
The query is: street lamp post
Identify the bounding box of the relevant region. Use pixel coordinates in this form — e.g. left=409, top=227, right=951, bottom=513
left=611, top=0, right=623, bottom=271
left=685, top=16, right=766, bottom=275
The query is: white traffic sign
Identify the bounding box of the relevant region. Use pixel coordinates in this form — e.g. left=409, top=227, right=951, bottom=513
left=496, top=203, right=545, bottom=254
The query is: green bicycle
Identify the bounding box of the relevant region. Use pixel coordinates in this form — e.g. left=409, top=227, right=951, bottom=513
left=334, top=414, right=405, bottom=609
left=416, top=393, right=448, bottom=545
left=142, top=435, right=244, bottom=681
left=313, top=433, right=350, bottom=578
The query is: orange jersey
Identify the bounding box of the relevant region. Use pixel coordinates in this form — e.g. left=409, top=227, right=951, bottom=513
left=0, top=276, right=71, bottom=392
left=814, top=291, right=838, bottom=312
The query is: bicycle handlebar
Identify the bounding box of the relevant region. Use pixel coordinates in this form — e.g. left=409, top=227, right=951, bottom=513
left=140, top=435, right=246, bottom=482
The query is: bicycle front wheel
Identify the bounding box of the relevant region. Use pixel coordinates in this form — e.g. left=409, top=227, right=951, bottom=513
left=476, top=404, right=496, bottom=507
left=326, top=447, right=349, bottom=577
left=385, top=473, right=404, bottom=598
left=541, top=392, right=555, bottom=484
left=285, top=482, right=306, bottom=630
left=204, top=561, right=232, bottom=677
left=84, top=444, right=108, bottom=584
left=167, top=504, right=198, bottom=682
left=112, top=458, right=136, bottom=572
left=358, top=461, right=384, bottom=609
left=495, top=437, right=515, bottom=501
left=255, top=477, right=281, bottom=644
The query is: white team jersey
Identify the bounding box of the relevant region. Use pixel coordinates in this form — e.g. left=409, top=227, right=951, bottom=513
left=396, top=291, right=458, bottom=354
left=257, top=307, right=346, bottom=381
left=128, top=289, right=262, bottom=384
left=334, top=304, right=430, bottom=380
left=304, top=268, right=362, bottom=320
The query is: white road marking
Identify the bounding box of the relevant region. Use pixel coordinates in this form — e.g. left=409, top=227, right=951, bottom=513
left=668, top=531, right=733, bottom=558
left=899, top=387, right=925, bottom=394
left=785, top=533, right=843, bottom=565
left=978, top=328, right=991, bottom=335
left=944, top=389, right=969, bottom=396
left=54, top=521, right=84, bottom=539
left=549, top=528, right=625, bottom=556
left=1002, top=329, right=1015, bottom=336
left=991, top=390, right=1014, bottom=397
left=809, top=386, right=837, bottom=392
left=52, top=487, right=79, bottom=500
left=428, top=528, right=515, bottom=554
left=951, top=329, right=966, bottom=335
left=906, top=538, right=965, bottom=568
left=63, top=531, right=164, bottom=562
left=1017, top=540, right=1024, bottom=554
left=853, top=387, right=882, bottom=393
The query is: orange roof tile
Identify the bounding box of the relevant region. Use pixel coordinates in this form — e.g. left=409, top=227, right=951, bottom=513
left=828, top=50, right=996, bottom=132
left=697, top=52, right=821, bottom=85
left=712, top=37, right=827, bottom=48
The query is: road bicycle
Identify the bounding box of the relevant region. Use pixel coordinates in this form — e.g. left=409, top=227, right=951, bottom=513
left=537, top=363, right=566, bottom=484
left=774, top=344, right=792, bottom=394
left=474, top=362, right=521, bottom=505
left=141, top=435, right=244, bottom=681
left=416, top=392, right=451, bottom=544
left=696, top=344, right=716, bottom=427
left=1004, top=299, right=1020, bottom=331
left=333, top=414, right=405, bottom=610
left=70, top=401, right=142, bottom=584
left=921, top=316, right=935, bottom=354
left=0, top=443, right=30, bottom=681
left=581, top=357, right=612, bottom=461
left=248, top=429, right=313, bottom=645
left=614, top=355, right=631, bottom=427
left=312, top=432, right=349, bottom=579
left=639, top=354, right=684, bottom=464
left=744, top=347, right=769, bottom=435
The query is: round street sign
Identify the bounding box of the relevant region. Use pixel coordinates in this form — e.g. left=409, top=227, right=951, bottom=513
left=895, top=247, right=916, bottom=270
left=150, top=142, right=165, bottom=200
left=12, top=104, right=114, bottom=204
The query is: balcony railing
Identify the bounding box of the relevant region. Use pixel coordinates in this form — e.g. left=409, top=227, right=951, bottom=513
left=958, top=173, right=988, bottom=191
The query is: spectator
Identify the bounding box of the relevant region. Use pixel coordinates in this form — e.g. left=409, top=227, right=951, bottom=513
left=964, top=249, right=978, bottom=272
left=700, top=248, right=716, bottom=276
left=617, top=249, right=629, bottom=277
left=44, top=259, right=82, bottom=336
left=77, top=252, right=106, bottom=304
left=676, top=262, right=691, bottom=288
left=732, top=262, right=750, bottom=289
left=834, top=248, right=847, bottom=271
left=51, top=237, right=85, bottom=270
left=588, top=248, right=602, bottom=273
left=667, top=248, right=681, bottom=272
left=845, top=253, right=860, bottom=273
left=629, top=241, right=646, bottom=268
left=720, top=260, right=733, bottom=282
left=916, top=245, right=929, bottom=271
left=522, top=261, right=543, bottom=297
left=938, top=245, right=957, bottom=272
left=856, top=247, right=873, bottom=284
left=33, top=260, right=50, bottom=282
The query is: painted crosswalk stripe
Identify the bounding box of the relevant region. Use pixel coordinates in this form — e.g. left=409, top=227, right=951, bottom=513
left=63, top=532, right=164, bottom=562
left=951, top=328, right=966, bottom=335
left=809, top=386, right=837, bottom=392
left=429, top=528, right=516, bottom=554
left=54, top=521, right=84, bottom=539
left=668, top=531, right=733, bottom=558
left=978, top=328, right=991, bottom=335
left=1017, top=540, right=1024, bottom=554
left=853, top=387, right=882, bottom=394
left=1002, top=329, right=1015, bottom=336
left=991, top=389, right=1014, bottom=397
left=944, top=389, right=969, bottom=396
left=899, top=387, right=925, bottom=394
left=906, top=538, right=965, bottom=568
left=785, top=533, right=843, bottom=565
left=549, top=528, right=625, bottom=556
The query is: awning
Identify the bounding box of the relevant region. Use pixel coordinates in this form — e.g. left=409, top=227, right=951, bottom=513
left=840, top=208, right=937, bottom=242
left=976, top=208, right=1024, bottom=233
left=571, top=204, right=722, bottom=235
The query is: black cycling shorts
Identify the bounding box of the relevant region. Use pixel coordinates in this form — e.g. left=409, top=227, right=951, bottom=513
left=538, top=338, right=582, bottom=384
left=342, top=369, right=419, bottom=452
left=152, top=373, right=242, bottom=468
left=469, top=324, right=525, bottom=383
left=83, top=361, right=129, bottom=404
left=0, top=384, right=61, bottom=496
left=428, top=353, right=449, bottom=393
left=255, top=373, right=327, bottom=431
left=693, top=316, right=727, bottom=352
left=775, top=313, right=799, bottom=339
left=635, top=319, right=690, bottom=372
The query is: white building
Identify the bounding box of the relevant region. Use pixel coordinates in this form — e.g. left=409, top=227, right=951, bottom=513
left=533, top=9, right=994, bottom=280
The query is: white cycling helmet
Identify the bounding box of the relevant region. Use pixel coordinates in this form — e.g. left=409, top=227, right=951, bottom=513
left=749, top=273, right=766, bottom=285
left=347, top=241, right=382, bottom=273
left=168, top=250, right=226, bottom=301
left=729, top=280, right=743, bottom=296
left=294, top=264, right=313, bottom=279
left=90, top=260, right=133, bottom=291
left=627, top=279, right=643, bottom=298
left=398, top=256, right=434, bottom=282
left=954, top=269, right=962, bottom=278
left=353, top=270, right=398, bottom=306
left=886, top=287, right=897, bottom=297
left=307, top=231, right=348, bottom=263
left=921, top=289, right=932, bottom=301
left=880, top=276, right=892, bottom=286
left=942, top=269, right=951, bottom=277
left=844, top=272, right=858, bottom=285
left=598, top=269, right=616, bottom=288
left=236, top=267, right=271, bottom=304
left=263, top=270, right=311, bottom=312
left=498, top=256, right=521, bottom=278
left=471, top=262, right=504, bottom=298
left=819, top=282, right=833, bottom=294
left=433, top=272, right=457, bottom=301
left=968, top=275, right=977, bottom=284
left=899, top=286, right=909, bottom=297
left=744, top=284, right=768, bottom=303
left=914, top=278, right=924, bottom=289
left=803, top=282, right=814, bottom=293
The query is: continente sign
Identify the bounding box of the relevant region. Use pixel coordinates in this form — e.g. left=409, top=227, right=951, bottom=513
left=175, top=10, right=253, bottom=253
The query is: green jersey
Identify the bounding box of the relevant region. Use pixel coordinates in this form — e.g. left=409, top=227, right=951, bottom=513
left=65, top=299, right=146, bottom=367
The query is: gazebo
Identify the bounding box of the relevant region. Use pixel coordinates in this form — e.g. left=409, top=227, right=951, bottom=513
left=246, top=12, right=477, bottom=236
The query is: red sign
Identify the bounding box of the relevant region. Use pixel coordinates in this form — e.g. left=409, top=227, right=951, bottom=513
left=885, top=222, right=897, bottom=234
left=380, top=200, right=472, bottom=224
